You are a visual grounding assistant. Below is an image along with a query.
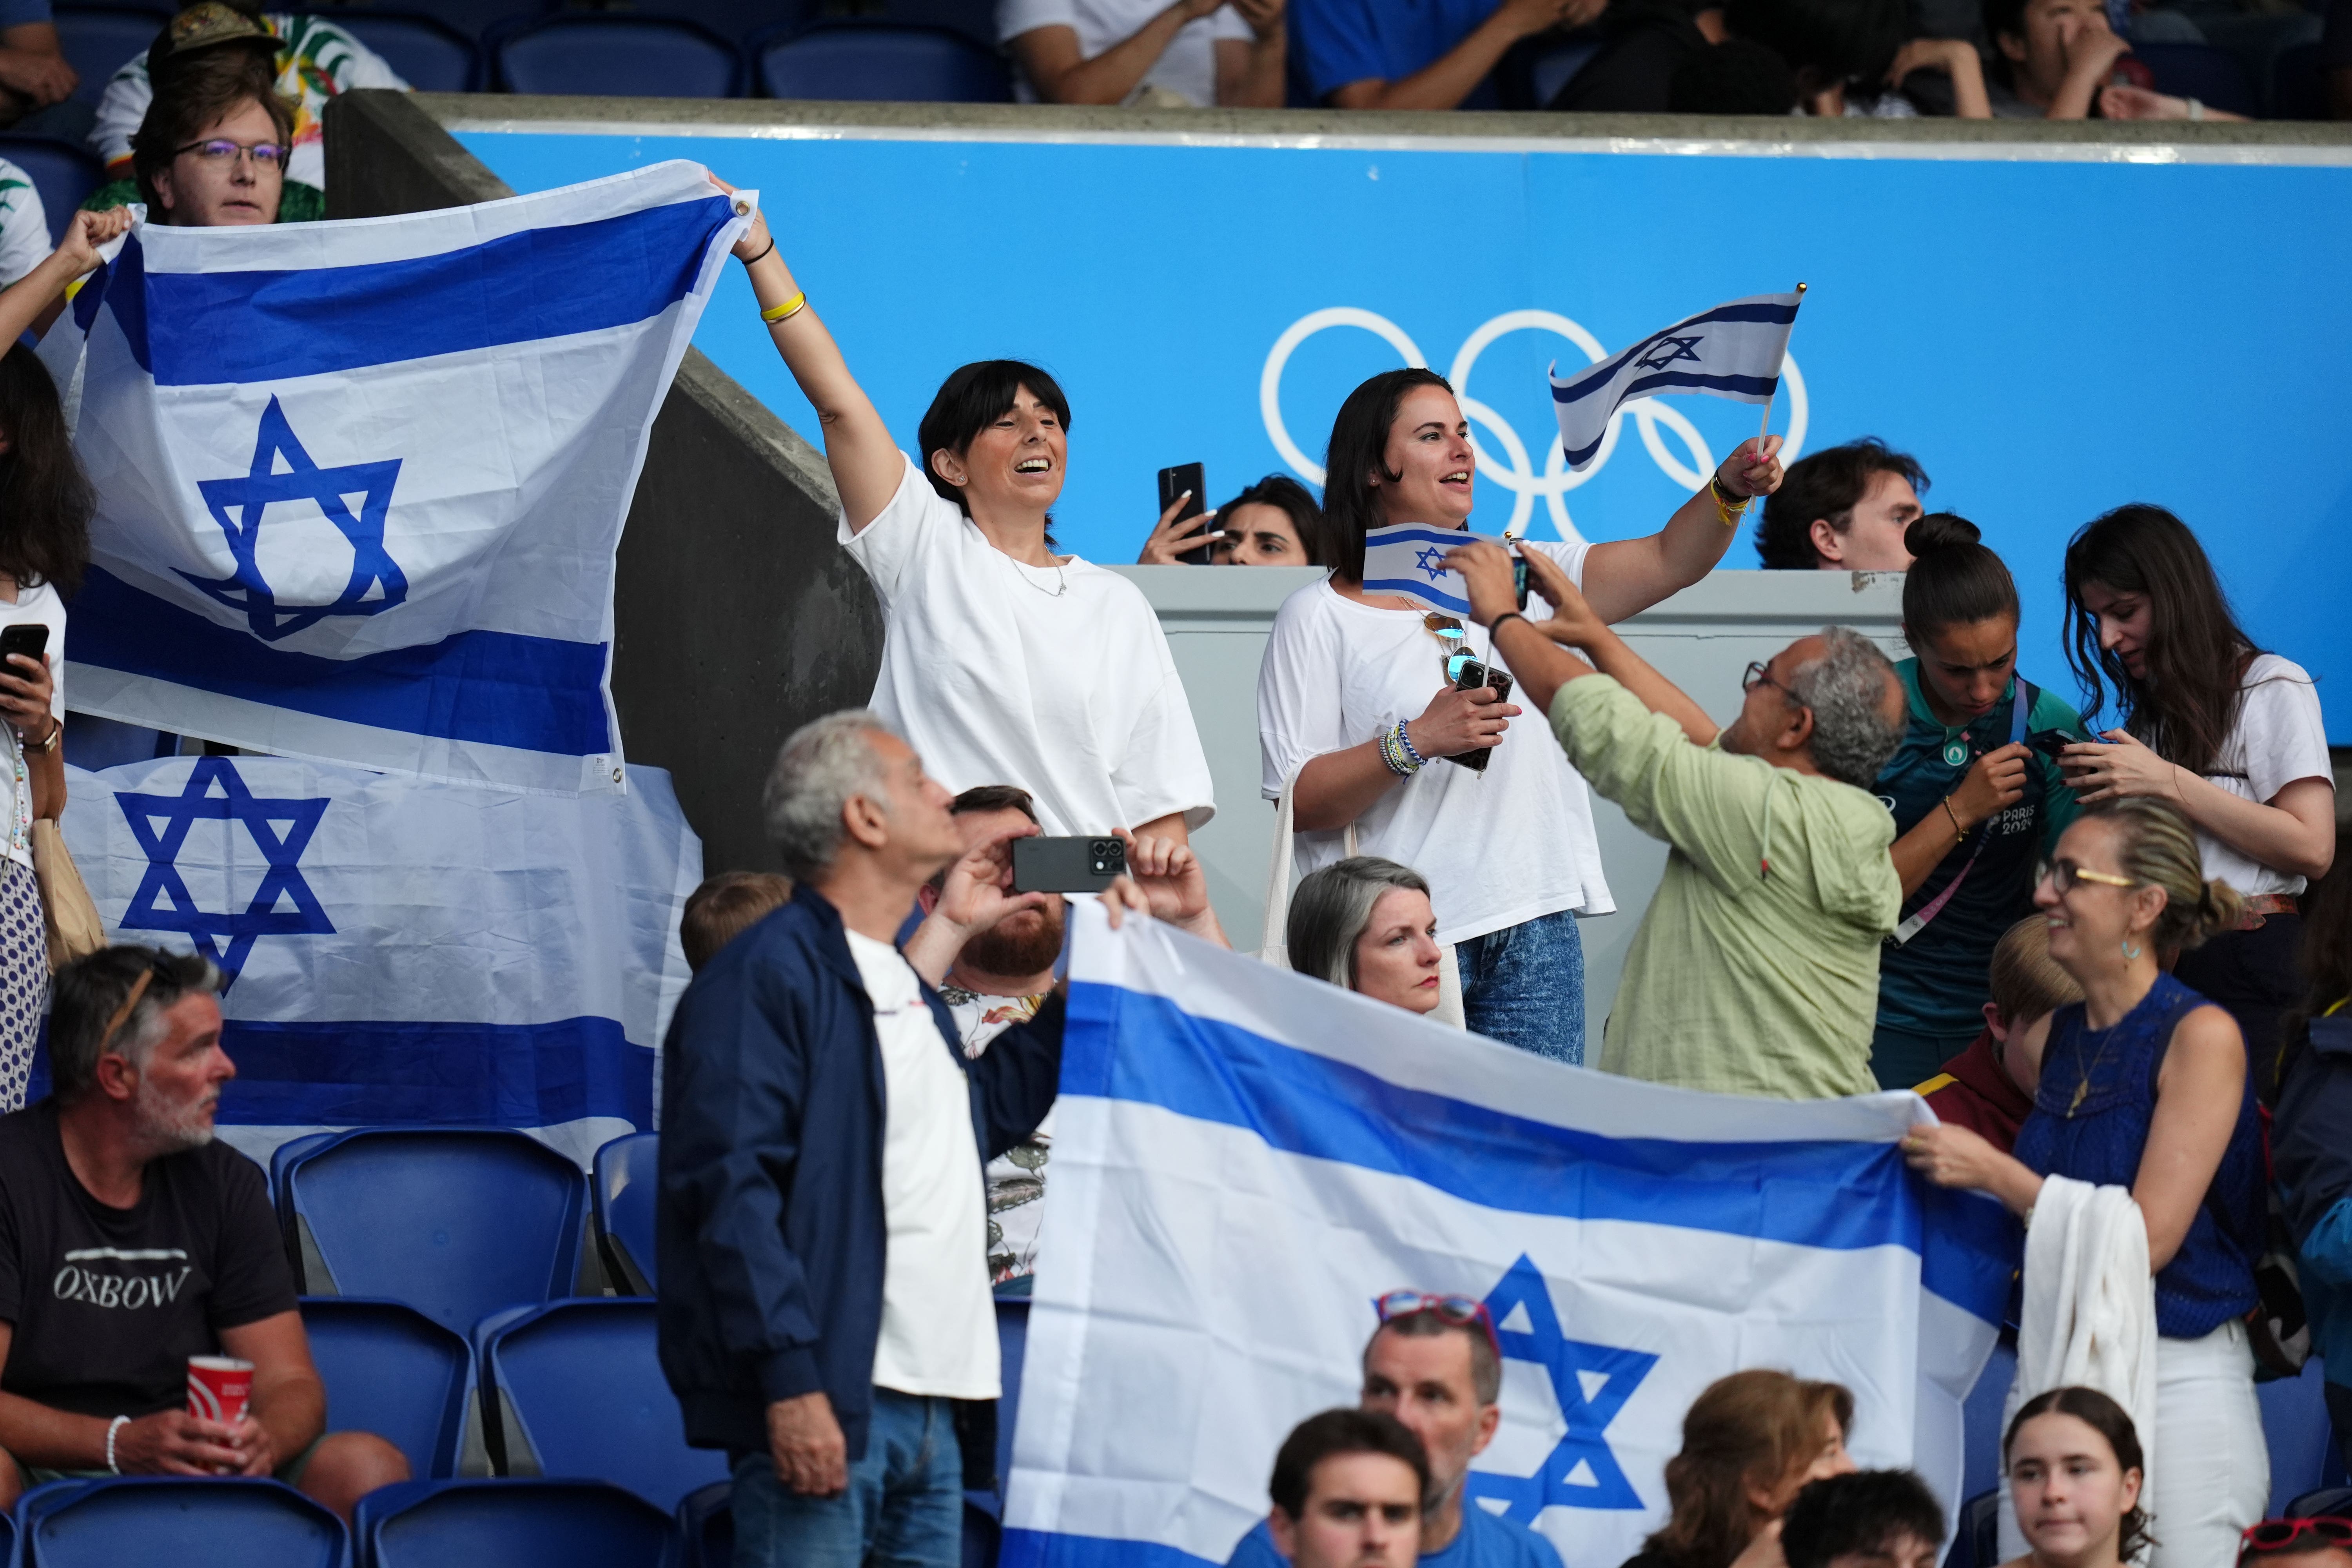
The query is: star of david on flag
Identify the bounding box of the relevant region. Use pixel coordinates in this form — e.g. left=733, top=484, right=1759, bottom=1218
left=1549, top=291, right=1802, bottom=471
left=1002, top=906, right=2013, bottom=1568
left=113, top=756, right=332, bottom=988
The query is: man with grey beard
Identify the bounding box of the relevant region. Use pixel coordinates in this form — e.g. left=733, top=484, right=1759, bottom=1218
left=906, top=784, right=1227, bottom=1288
left=0, top=947, right=407, bottom=1521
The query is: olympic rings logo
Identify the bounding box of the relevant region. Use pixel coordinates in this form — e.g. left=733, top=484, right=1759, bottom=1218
left=1259, top=307, right=1809, bottom=540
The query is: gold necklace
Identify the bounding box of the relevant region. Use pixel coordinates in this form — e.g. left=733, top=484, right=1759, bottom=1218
left=2066, top=1011, right=2127, bottom=1116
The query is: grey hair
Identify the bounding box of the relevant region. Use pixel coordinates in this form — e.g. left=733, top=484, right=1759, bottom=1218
left=762, top=710, right=897, bottom=882
left=49, top=946, right=222, bottom=1102
left=1784, top=626, right=1904, bottom=790
left=1287, top=857, right=1432, bottom=991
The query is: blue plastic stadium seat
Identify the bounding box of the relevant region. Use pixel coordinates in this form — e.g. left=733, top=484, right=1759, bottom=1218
left=593, top=0, right=805, bottom=47
left=52, top=5, right=169, bottom=105
left=300, top=1297, right=477, bottom=1480
left=2263, top=1360, right=2344, bottom=1515
left=280, top=1127, right=589, bottom=1334
left=481, top=1298, right=728, bottom=1510
left=358, top=1478, right=677, bottom=1567
left=676, top=1479, right=731, bottom=1568
left=2290, top=1484, right=2352, bottom=1519
left=0, top=138, right=105, bottom=246
left=1960, top=1341, right=2016, bottom=1507
left=758, top=23, right=1011, bottom=102
left=21, top=1477, right=347, bottom=1568
left=270, top=1131, right=338, bottom=1221
left=593, top=1131, right=659, bottom=1297
left=2130, top=42, right=2259, bottom=116
left=1958, top=1488, right=1999, bottom=1568
left=497, top=15, right=748, bottom=97
left=339, top=13, right=482, bottom=93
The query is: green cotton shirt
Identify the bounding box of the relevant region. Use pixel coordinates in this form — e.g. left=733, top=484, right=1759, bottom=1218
left=1550, top=675, right=1902, bottom=1100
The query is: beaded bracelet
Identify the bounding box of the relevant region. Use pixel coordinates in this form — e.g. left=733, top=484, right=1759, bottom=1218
left=1379, top=722, right=1421, bottom=778
left=1394, top=721, right=1426, bottom=770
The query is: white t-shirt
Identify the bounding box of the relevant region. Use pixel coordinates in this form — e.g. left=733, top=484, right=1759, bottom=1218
left=840, top=454, right=1214, bottom=837
left=998, top=0, right=1251, bottom=107
left=846, top=930, right=999, bottom=1399
left=946, top=987, right=1053, bottom=1286
left=0, top=162, right=49, bottom=289
left=2196, top=653, right=2333, bottom=898
left=1256, top=552, right=1616, bottom=947
left=0, top=584, right=66, bottom=877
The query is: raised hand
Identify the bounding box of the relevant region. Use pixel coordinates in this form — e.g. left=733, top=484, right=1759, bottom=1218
left=1715, top=435, right=1785, bottom=500
left=1137, top=492, right=1218, bottom=566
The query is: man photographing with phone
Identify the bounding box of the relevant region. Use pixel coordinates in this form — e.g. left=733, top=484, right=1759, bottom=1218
left=1443, top=540, right=1908, bottom=1101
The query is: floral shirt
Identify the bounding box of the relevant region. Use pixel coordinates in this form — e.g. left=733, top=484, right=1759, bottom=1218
left=941, top=984, right=1053, bottom=1288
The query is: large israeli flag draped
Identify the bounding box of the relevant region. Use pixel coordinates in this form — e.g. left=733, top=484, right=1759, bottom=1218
left=42, top=162, right=752, bottom=793
left=1004, top=906, right=2013, bottom=1568
left=55, top=756, right=701, bottom=1168
left=1550, top=292, right=1800, bottom=471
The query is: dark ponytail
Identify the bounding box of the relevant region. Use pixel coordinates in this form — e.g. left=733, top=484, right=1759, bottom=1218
left=1900, top=513, right=2016, bottom=644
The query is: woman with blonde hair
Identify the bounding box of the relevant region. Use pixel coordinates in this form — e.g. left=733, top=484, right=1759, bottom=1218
left=1619, top=1369, right=1857, bottom=1568
left=1905, top=797, right=2270, bottom=1566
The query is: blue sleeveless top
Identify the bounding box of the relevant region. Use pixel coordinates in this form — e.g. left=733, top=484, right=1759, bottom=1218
left=2011, top=971, right=2264, bottom=1339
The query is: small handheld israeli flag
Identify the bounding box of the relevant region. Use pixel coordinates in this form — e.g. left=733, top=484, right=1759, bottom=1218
left=45, top=162, right=751, bottom=793
left=1550, top=292, right=1802, bottom=472
left=1359, top=524, right=1507, bottom=617
left=1003, top=904, right=2011, bottom=1568
left=57, top=756, right=701, bottom=1167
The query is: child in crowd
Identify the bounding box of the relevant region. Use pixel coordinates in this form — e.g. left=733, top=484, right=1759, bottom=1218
left=1779, top=1470, right=1944, bottom=1568
left=680, top=870, right=793, bottom=973
left=1913, top=916, right=2082, bottom=1152
left=2003, top=1387, right=2150, bottom=1568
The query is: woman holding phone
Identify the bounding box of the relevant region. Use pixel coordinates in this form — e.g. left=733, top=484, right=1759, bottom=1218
left=1256, top=367, right=1783, bottom=1063
left=2059, top=505, right=2335, bottom=1098
left=715, top=180, right=1213, bottom=842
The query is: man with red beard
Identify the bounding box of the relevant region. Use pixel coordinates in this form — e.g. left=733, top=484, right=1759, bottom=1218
left=907, top=785, right=1227, bottom=1289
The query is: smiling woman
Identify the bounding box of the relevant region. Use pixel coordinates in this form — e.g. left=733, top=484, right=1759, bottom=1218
left=715, top=181, right=1212, bottom=842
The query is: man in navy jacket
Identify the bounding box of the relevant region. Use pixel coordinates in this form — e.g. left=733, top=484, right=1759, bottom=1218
left=657, top=711, right=1073, bottom=1567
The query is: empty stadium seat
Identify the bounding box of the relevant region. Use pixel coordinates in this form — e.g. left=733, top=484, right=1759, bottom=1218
left=587, top=0, right=806, bottom=47
left=2130, top=42, right=2259, bottom=116
left=20, top=1477, right=348, bottom=1568
left=592, top=1131, right=659, bottom=1296
left=301, top=1297, right=479, bottom=1479
left=0, top=138, right=105, bottom=245
left=339, top=12, right=483, bottom=93
left=356, top=1478, right=677, bottom=1568
left=52, top=5, right=167, bottom=105
left=279, top=1127, right=590, bottom=1334
left=2290, top=1483, right=2352, bottom=1518
left=479, top=1298, right=728, bottom=1510
left=2274, top=42, right=2327, bottom=120
left=2264, top=1361, right=2349, bottom=1514
left=757, top=23, right=1010, bottom=102
left=497, top=15, right=748, bottom=97
left=675, top=1479, right=731, bottom=1568
left=1959, top=1340, right=2016, bottom=1506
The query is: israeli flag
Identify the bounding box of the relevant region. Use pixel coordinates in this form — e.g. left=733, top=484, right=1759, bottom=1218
left=55, top=755, right=701, bottom=1168
left=1550, top=293, right=1801, bottom=472
left=1359, top=524, right=1507, bottom=617
left=43, top=162, right=751, bottom=794
left=1004, top=906, right=2012, bottom=1568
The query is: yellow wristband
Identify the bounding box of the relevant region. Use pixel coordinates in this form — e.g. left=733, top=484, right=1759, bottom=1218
left=760, top=291, right=807, bottom=325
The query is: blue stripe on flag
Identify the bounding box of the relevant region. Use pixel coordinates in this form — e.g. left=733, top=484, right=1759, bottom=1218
left=1551, top=301, right=1800, bottom=405
left=27, top=1018, right=655, bottom=1129
left=1000, top=1530, right=1217, bottom=1568
left=1067, top=982, right=1917, bottom=1253
left=1359, top=577, right=1471, bottom=614
left=121, top=195, right=734, bottom=386
left=73, top=568, right=612, bottom=756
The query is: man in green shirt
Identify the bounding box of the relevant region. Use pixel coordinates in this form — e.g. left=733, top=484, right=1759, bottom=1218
left=1446, top=540, right=1907, bottom=1100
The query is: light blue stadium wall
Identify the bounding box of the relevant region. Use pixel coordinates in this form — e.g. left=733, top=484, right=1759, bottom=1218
left=457, top=122, right=2352, bottom=741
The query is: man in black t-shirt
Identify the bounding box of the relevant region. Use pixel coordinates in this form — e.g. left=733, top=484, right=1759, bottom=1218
left=0, top=947, right=407, bottom=1521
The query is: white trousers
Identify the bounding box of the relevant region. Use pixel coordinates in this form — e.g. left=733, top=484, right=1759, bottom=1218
left=1999, top=1319, right=2270, bottom=1566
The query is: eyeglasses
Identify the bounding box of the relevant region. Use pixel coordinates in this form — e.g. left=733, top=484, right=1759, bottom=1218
left=172, top=138, right=287, bottom=168
left=1374, top=1289, right=1503, bottom=1361
left=1424, top=613, right=1474, bottom=683
left=2239, top=1517, right=2352, bottom=1563
left=1742, top=660, right=1802, bottom=705
left=2037, top=858, right=2140, bottom=895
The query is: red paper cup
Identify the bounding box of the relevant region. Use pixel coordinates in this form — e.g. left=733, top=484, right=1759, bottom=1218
left=186, top=1355, right=254, bottom=1425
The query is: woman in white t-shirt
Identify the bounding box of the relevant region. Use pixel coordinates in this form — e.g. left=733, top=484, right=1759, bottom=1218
left=2058, top=504, right=2336, bottom=1099
left=714, top=185, right=1213, bottom=843
left=1259, top=367, right=1784, bottom=1064
left=999, top=0, right=1285, bottom=109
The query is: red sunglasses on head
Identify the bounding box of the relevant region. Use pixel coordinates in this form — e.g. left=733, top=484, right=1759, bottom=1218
left=2239, top=1517, right=2352, bottom=1563
left=1374, top=1289, right=1503, bottom=1361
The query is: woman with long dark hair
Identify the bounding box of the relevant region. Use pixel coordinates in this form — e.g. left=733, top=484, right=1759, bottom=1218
left=711, top=183, right=1212, bottom=843
left=2059, top=505, right=2335, bottom=1098
left=1867, top=513, right=2091, bottom=1090
left=1256, top=366, right=1781, bottom=1063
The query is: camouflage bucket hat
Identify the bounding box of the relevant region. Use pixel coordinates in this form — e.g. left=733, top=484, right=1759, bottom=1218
left=152, top=2, right=275, bottom=67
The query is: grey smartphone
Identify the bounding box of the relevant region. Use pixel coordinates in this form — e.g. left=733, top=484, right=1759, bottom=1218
left=0, top=624, right=48, bottom=671
left=1445, top=658, right=1515, bottom=773
left=1012, top=835, right=1128, bottom=894
left=1156, top=462, right=1212, bottom=566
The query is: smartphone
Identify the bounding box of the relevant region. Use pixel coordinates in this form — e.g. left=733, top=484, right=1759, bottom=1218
left=1156, top=462, right=1213, bottom=566
left=1012, top=835, right=1128, bottom=895
left=1512, top=554, right=1530, bottom=611
left=2025, top=728, right=2076, bottom=761
left=0, top=624, right=47, bottom=671
left=1444, top=659, right=1515, bottom=773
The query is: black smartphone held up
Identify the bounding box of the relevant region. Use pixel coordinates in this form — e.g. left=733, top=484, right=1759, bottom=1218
left=1013, top=835, right=1129, bottom=895
left=0, top=623, right=49, bottom=672
left=1512, top=553, right=1530, bottom=611
left=1443, top=658, right=1516, bottom=773
left=1156, top=462, right=1213, bottom=566
left=2026, top=728, right=2076, bottom=761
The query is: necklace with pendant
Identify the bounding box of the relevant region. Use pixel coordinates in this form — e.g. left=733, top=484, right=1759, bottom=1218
left=2067, top=1013, right=2127, bottom=1116
left=1942, top=731, right=1970, bottom=769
